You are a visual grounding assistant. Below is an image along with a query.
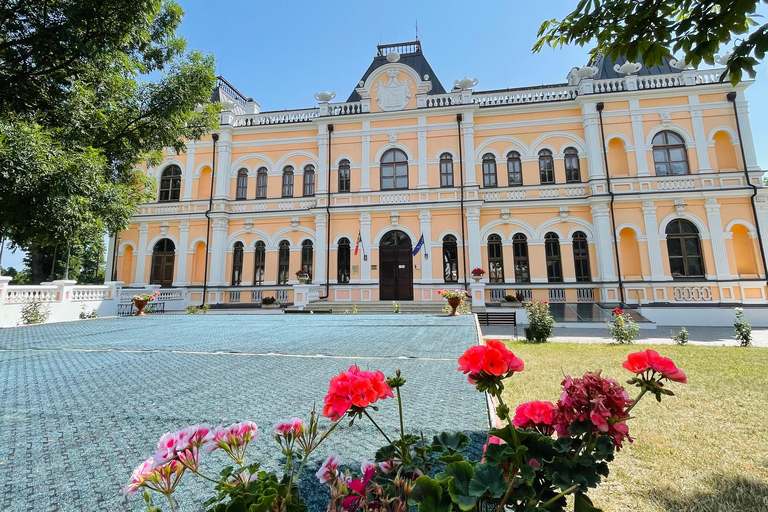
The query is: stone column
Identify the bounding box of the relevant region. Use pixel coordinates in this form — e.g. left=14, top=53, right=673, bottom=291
left=705, top=199, right=733, bottom=278
left=0, top=276, right=11, bottom=307
left=208, top=217, right=229, bottom=286
left=417, top=117, right=428, bottom=189
left=734, top=91, right=760, bottom=171
left=629, top=101, right=651, bottom=176
left=418, top=210, right=433, bottom=282
left=642, top=201, right=668, bottom=280
left=754, top=196, right=768, bottom=277
left=174, top=221, right=190, bottom=286
left=468, top=282, right=486, bottom=307
left=314, top=213, right=327, bottom=283
left=183, top=145, right=196, bottom=199
left=317, top=128, right=328, bottom=195
left=359, top=212, right=372, bottom=283
left=590, top=202, right=617, bottom=281
left=462, top=113, right=477, bottom=186
left=560, top=239, right=576, bottom=283
left=582, top=103, right=605, bottom=178
left=466, top=207, right=482, bottom=271
left=361, top=127, right=371, bottom=192
left=214, top=131, right=232, bottom=199
left=133, top=223, right=149, bottom=285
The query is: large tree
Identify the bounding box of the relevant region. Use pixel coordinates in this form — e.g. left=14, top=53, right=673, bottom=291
left=534, top=0, right=768, bottom=84
left=0, top=0, right=219, bottom=282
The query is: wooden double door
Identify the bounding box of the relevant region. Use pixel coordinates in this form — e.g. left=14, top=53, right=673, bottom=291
left=379, top=230, right=413, bottom=301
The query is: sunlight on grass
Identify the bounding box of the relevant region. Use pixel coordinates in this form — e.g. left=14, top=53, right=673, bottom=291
left=497, top=341, right=768, bottom=512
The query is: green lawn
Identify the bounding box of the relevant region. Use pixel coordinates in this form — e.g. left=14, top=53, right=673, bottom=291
left=497, top=341, right=768, bottom=512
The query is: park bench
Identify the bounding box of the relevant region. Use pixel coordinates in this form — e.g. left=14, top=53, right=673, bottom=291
left=475, top=311, right=517, bottom=338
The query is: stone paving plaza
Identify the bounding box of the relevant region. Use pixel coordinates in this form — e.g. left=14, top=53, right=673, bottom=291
left=0, top=315, right=488, bottom=512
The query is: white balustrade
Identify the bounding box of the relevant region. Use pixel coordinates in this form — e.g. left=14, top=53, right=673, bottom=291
left=299, top=200, right=317, bottom=209
left=548, top=288, right=566, bottom=302
left=234, top=109, right=320, bottom=127
left=638, top=75, right=684, bottom=89
left=657, top=178, right=696, bottom=190
left=539, top=189, right=560, bottom=198
left=5, top=286, right=58, bottom=303
left=482, top=191, right=501, bottom=201
left=380, top=193, right=410, bottom=204
left=423, top=94, right=462, bottom=108
left=72, top=286, right=109, bottom=301
left=472, top=87, right=577, bottom=107
left=507, top=190, right=527, bottom=200
left=253, top=203, right=267, bottom=211
left=327, top=102, right=364, bottom=116
left=592, top=79, right=626, bottom=93
left=153, top=206, right=179, bottom=214
left=230, top=203, right=247, bottom=212
left=673, top=286, right=712, bottom=301
left=278, top=201, right=295, bottom=210
left=565, top=187, right=586, bottom=197
left=577, top=288, right=595, bottom=302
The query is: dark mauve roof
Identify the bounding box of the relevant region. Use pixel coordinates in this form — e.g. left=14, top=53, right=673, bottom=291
left=347, top=48, right=446, bottom=102
left=590, top=53, right=683, bottom=79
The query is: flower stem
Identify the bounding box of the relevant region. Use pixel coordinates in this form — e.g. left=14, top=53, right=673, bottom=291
left=625, top=387, right=648, bottom=415
left=165, top=493, right=177, bottom=512
left=314, top=418, right=342, bottom=451
left=363, top=409, right=392, bottom=443
left=395, top=385, right=407, bottom=461
left=193, top=470, right=223, bottom=485
left=541, top=484, right=580, bottom=508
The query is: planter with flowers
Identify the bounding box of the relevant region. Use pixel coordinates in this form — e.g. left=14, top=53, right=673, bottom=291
left=500, top=293, right=524, bottom=308
left=470, top=268, right=485, bottom=283
left=295, top=269, right=309, bottom=284
left=261, top=296, right=280, bottom=309
left=438, top=289, right=469, bottom=316
left=132, top=291, right=160, bottom=316
left=125, top=342, right=687, bottom=512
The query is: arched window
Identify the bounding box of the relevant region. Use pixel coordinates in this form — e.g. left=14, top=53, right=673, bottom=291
left=652, top=131, right=689, bottom=175
left=545, top=233, right=562, bottom=282
left=159, top=165, right=182, bottom=202
left=488, top=234, right=504, bottom=283
left=337, top=237, right=351, bottom=283
left=572, top=232, right=591, bottom=281
left=301, top=240, right=313, bottom=282
left=482, top=154, right=497, bottom=187
left=282, top=166, right=294, bottom=197
left=440, top=153, right=454, bottom=187
left=539, top=150, right=555, bottom=184
left=277, top=240, right=290, bottom=284
left=380, top=149, right=408, bottom=190
left=442, top=235, right=459, bottom=282
left=665, top=219, right=703, bottom=277
left=236, top=168, right=248, bottom=200
left=507, top=151, right=522, bottom=186
left=253, top=241, right=265, bottom=285
left=231, top=242, right=244, bottom=285
left=564, top=148, right=581, bottom=183
left=338, top=159, right=351, bottom=193
left=512, top=234, right=530, bottom=283
left=256, top=167, right=268, bottom=198
left=303, top=165, right=315, bottom=196
left=150, top=239, right=175, bottom=287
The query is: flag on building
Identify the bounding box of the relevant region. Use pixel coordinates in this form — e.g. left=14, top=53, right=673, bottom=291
left=354, top=231, right=362, bottom=256
left=412, top=233, right=425, bottom=256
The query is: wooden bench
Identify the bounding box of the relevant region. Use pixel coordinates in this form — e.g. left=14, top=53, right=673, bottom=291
left=475, top=312, right=517, bottom=338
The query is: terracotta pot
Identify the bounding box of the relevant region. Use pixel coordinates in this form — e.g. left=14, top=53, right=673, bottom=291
left=133, top=299, right=148, bottom=316
left=447, top=297, right=462, bottom=316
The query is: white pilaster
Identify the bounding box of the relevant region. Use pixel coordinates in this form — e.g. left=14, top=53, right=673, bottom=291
left=688, top=96, right=712, bottom=172
left=317, top=128, right=328, bottom=194
left=360, top=212, right=372, bottom=281
left=466, top=207, right=482, bottom=271
left=209, top=217, right=229, bottom=286
left=174, top=220, right=190, bottom=286
left=629, top=100, right=650, bottom=177
left=755, top=196, right=768, bottom=277
left=418, top=210, right=433, bottom=282
left=462, top=113, right=477, bottom=186
left=314, top=213, right=327, bottom=283
left=214, top=131, right=232, bottom=199
left=590, top=202, right=617, bottom=281
left=582, top=103, right=605, bottom=178
left=361, top=123, right=371, bottom=192
left=417, top=117, right=428, bottom=188
left=704, top=199, right=731, bottom=278
left=133, top=223, right=149, bottom=285
left=183, top=145, right=196, bottom=200
left=734, top=91, right=760, bottom=171
left=642, top=201, right=667, bottom=280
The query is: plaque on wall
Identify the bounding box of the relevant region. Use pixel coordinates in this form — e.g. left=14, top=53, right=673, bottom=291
left=352, top=265, right=359, bottom=275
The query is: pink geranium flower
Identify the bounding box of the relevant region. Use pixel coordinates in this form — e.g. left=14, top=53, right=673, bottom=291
left=513, top=401, right=557, bottom=435
left=322, top=366, right=394, bottom=421
left=316, top=454, right=342, bottom=483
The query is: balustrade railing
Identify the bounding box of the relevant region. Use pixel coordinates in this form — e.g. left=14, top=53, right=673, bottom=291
left=5, top=286, right=58, bottom=303
left=576, top=288, right=595, bottom=302
left=72, top=286, right=109, bottom=301
left=276, top=290, right=289, bottom=303
left=422, top=94, right=462, bottom=108
left=516, top=289, right=533, bottom=301
left=548, top=288, right=566, bottom=303
left=673, top=286, right=712, bottom=301
left=234, top=109, right=319, bottom=127
left=380, top=193, right=410, bottom=204
left=472, top=86, right=578, bottom=107
left=656, top=178, right=696, bottom=190
left=327, top=102, right=364, bottom=116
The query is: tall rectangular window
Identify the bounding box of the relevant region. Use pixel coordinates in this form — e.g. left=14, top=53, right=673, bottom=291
left=539, top=150, right=555, bottom=184
left=256, top=169, right=268, bottom=198
left=303, top=166, right=315, bottom=196
left=507, top=152, right=522, bottom=186
left=282, top=167, right=294, bottom=197
left=253, top=242, right=265, bottom=285
left=278, top=241, right=290, bottom=284
left=482, top=154, right=497, bottom=187
left=338, top=160, right=351, bottom=192
left=488, top=235, right=505, bottom=283
left=440, top=154, right=454, bottom=187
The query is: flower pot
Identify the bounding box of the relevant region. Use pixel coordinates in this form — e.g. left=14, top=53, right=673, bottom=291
left=133, top=299, right=148, bottom=316
left=471, top=276, right=482, bottom=283
left=500, top=301, right=520, bottom=308
left=297, top=276, right=308, bottom=284
left=447, top=297, right=462, bottom=316
left=261, top=303, right=280, bottom=309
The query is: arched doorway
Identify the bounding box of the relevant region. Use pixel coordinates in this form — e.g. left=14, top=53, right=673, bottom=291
left=150, top=239, right=176, bottom=288
left=379, top=230, right=413, bottom=300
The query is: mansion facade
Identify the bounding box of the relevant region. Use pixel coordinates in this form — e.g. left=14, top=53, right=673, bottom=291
left=108, top=41, right=768, bottom=312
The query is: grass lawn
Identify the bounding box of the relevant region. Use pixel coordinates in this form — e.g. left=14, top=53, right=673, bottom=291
left=497, top=341, right=768, bottom=512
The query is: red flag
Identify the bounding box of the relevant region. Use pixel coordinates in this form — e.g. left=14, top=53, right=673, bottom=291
left=354, top=231, right=362, bottom=256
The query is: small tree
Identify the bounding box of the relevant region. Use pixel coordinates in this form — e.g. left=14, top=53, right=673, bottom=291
left=524, top=300, right=556, bottom=343
left=671, top=327, right=689, bottom=346
left=19, top=301, right=51, bottom=325
left=734, top=308, right=753, bottom=347
left=607, top=308, right=640, bottom=344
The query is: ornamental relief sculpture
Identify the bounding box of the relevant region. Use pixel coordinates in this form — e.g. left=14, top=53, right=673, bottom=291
left=374, top=70, right=412, bottom=112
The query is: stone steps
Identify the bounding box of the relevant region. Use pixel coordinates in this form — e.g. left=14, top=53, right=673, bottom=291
left=286, top=300, right=485, bottom=315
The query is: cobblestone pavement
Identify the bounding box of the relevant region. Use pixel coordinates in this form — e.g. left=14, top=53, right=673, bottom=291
left=0, top=315, right=488, bottom=512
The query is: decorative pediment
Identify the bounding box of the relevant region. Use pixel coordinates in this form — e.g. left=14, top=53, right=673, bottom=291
left=374, top=70, right=412, bottom=112
left=354, top=63, right=433, bottom=112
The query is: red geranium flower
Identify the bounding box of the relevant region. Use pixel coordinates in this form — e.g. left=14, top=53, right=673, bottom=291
left=612, top=307, right=624, bottom=316
left=622, top=350, right=687, bottom=384
left=458, top=340, right=524, bottom=379
left=323, top=366, right=394, bottom=421
left=512, top=401, right=557, bottom=435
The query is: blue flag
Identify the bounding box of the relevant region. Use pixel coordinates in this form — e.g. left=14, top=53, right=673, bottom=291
left=412, top=233, right=425, bottom=256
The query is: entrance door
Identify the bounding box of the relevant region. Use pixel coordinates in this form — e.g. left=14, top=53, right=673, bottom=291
left=150, top=239, right=176, bottom=288
left=379, top=230, right=413, bottom=300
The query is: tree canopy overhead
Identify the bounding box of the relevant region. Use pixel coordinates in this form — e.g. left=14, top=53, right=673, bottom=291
left=534, top=0, right=768, bottom=84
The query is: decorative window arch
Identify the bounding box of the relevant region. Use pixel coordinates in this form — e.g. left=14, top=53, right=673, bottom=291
left=256, top=167, right=268, bottom=198
left=303, top=165, right=315, bottom=196
left=507, top=151, right=522, bottom=186
left=652, top=131, right=690, bottom=176
left=442, top=235, right=459, bottom=282
left=282, top=166, right=294, bottom=197
left=338, top=159, right=351, bottom=193
left=253, top=241, right=266, bottom=285
left=150, top=238, right=175, bottom=287
left=545, top=233, right=562, bottom=282
left=159, top=165, right=182, bottom=202
left=666, top=219, right=704, bottom=277
left=487, top=234, right=504, bottom=283
left=572, top=231, right=591, bottom=281
left=338, top=237, right=351, bottom=283
left=482, top=153, right=497, bottom=187
left=236, top=168, right=248, bottom=200
left=512, top=234, right=530, bottom=283
left=231, top=241, right=244, bottom=285
left=380, top=149, right=409, bottom=190
left=539, top=150, right=555, bottom=184
left=277, top=240, right=291, bottom=284
left=301, top=240, right=313, bottom=282
left=564, top=148, right=581, bottom=183
left=440, top=153, right=454, bottom=188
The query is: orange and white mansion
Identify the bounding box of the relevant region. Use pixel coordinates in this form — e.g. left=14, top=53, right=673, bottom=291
left=107, top=41, right=768, bottom=321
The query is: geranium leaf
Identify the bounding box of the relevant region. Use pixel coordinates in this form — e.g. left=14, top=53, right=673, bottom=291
left=431, top=432, right=470, bottom=452
left=409, top=476, right=451, bottom=512
left=574, top=492, right=603, bottom=512
left=468, top=462, right=508, bottom=498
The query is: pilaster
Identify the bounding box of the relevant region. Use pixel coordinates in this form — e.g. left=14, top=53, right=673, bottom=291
left=133, top=223, right=149, bottom=285
left=642, top=201, right=668, bottom=280
left=466, top=207, right=482, bottom=271
left=590, top=202, right=617, bottom=281
left=581, top=103, right=605, bottom=178
left=704, top=199, right=732, bottom=278
left=208, top=217, right=229, bottom=286
left=317, top=129, right=329, bottom=194
left=417, top=117, right=428, bottom=188
left=688, top=96, right=712, bottom=172
left=214, top=130, right=232, bottom=199
left=734, top=91, right=760, bottom=171
left=314, top=213, right=327, bottom=283
left=462, top=112, right=477, bottom=186
left=360, top=212, right=372, bottom=281
left=629, top=100, right=650, bottom=176
left=361, top=126, right=371, bottom=192
left=753, top=196, right=768, bottom=277
left=183, top=146, right=196, bottom=200
left=174, top=220, right=190, bottom=286
left=418, top=210, right=433, bottom=282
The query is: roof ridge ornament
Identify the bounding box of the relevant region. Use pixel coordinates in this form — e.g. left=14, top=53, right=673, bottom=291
left=669, top=57, right=694, bottom=70
left=454, top=77, right=478, bottom=90
left=614, top=61, right=642, bottom=75
left=314, top=91, right=336, bottom=102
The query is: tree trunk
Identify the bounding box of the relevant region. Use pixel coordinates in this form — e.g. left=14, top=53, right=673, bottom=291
left=28, top=245, right=48, bottom=284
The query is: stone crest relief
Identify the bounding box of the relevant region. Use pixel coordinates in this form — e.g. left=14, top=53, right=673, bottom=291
left=374, top=70, right=412, bottom=112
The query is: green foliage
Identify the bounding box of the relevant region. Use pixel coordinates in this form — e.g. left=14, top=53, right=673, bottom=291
left=533, top=0, right=767, bottom=85
left=607, top=313, right=640, bottom=344
left=204, top=466, right=306, bottom=512
left=671, top=327, right=689, bottom=345
left=524, top=300, right=555, bottom=343
left=734, top=308, right=753, bottom=347
left=19, top=300, right=51, bottom=325
left=79, top=306, right=99, bottom=319
left=342, top=304, right=359, bottom=314
left=185, top=304, right=210, bottom=314
left=392, top=301, right=402, bottom=313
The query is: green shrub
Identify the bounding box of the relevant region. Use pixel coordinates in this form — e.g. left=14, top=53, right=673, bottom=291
left=734, top=308, right=752, bottom=347
left=185, top=304, right=210, bottom=315
left=523, top=300, right=555, bottom=342
left=19, top=300, right=51, bottom=325
left=607, top=308, right=640, bottom=344
left=671, top=327, right=689, bottom=345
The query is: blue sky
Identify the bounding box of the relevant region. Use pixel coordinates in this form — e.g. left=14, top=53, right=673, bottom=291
left=2, top=0, right=766, bottom=271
